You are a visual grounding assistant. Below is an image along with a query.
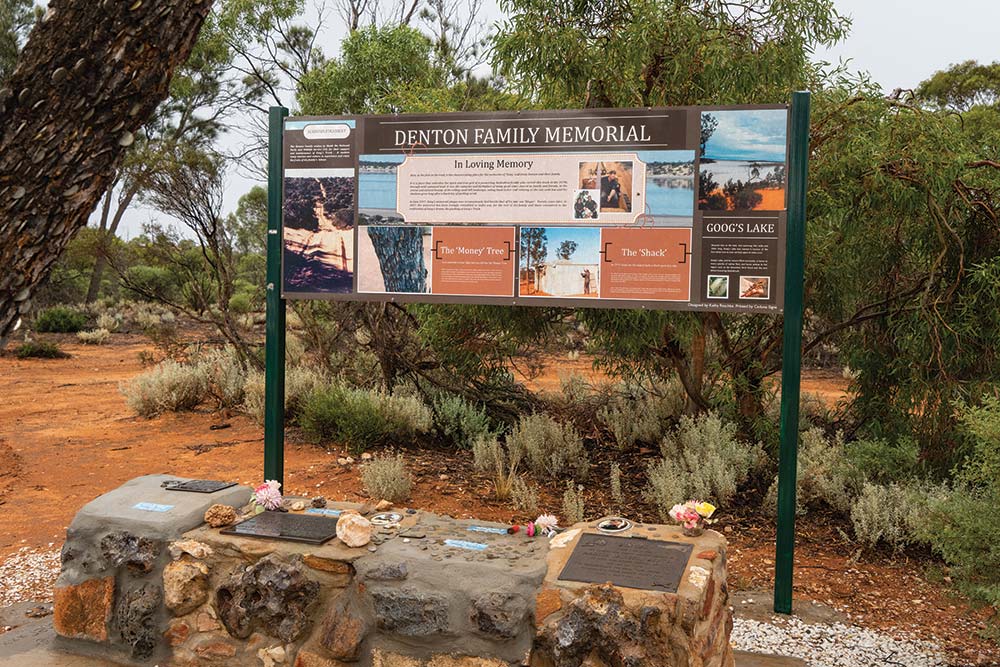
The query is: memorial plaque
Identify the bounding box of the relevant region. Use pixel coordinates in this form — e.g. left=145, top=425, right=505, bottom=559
left=220, top=512, right=339, bottom=545
left=164, top=479, right=238, bottom=494
left=558, top=533, right=693, bottom=592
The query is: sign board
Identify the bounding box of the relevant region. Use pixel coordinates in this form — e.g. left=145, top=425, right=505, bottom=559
left=280, top=106, right=790, bottom=312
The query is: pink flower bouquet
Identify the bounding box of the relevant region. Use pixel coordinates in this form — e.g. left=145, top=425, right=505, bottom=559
left=668, top=500, right=717, bottom=535
left=251, top=479, right=283, bottom=512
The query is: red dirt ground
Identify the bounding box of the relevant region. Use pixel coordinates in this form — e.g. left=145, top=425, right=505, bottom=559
left=0, top=334, right=997, bottom=664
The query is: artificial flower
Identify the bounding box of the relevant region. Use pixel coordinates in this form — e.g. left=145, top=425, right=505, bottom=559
left=535, top=514, right=559, bottom=534
left=253, top=479, right=283, bottom=511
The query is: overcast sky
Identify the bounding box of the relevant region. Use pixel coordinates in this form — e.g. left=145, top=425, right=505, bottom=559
left=112, top=0, right=1000, bottom=239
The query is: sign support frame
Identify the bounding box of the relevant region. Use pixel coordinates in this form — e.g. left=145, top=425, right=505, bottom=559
left=263, top=97, right=810, bottom=612
left=773, top=90, right=810, bottom=614
left=264, top=105, right=289, bottom=486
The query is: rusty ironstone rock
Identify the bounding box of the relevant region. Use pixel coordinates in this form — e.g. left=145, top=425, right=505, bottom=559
left=319, top=596, right=370, bottom=660
left=215, top=554, right=319, bottom=642
left=162, top=558, right=209, bottom=615
left=53, top=576, right=115, bottom=642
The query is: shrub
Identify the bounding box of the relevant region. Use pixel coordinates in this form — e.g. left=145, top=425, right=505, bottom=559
left=77, top=328, right=111, bottom=345
left=432, top=393, right=494, bottom=449
left=361, top=454, right=413, bottom=502
left=610, top=462, right=624, bottom=510
left=13, top=341, right=69, bottom=359
left=846, top=436, right=921, bottom=484
left=120, top=359, right=210, bottom=417
left=299, top=385, right=431, bottom=453
left=562, top=482, right=585, bottom=524
left=764, top=428, right=862, bottom=515
left=511, top=476, right=540, bottom=514
left=850, top=482, right=925, bottom=549
left=598, top=379, right=685, bottom=450
left=473, top=435, right=521, bottom=500
left=96, top=312, right=120, bottom=332
left=507, top=413, right=589, bottom=479
left=645, top=413, right=763, bottom=521
left=35, top=306, right=87, bottom=333
left=199, top=348, right=246, bottom=409
left=242, top=366, right=327, bottom=424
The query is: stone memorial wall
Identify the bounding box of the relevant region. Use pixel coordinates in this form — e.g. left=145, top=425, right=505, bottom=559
left=53, top=476, right=734, bottom=667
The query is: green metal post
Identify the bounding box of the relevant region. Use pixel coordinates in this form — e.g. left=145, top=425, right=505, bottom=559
left=774, top=91, right=810, bottom=615
left=264, top=106, right=288, bottom=486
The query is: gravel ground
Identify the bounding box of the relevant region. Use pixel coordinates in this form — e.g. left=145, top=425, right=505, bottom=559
left=732, top=616, right=948, bottom=667
left=0, top=548, right=60, bottom=608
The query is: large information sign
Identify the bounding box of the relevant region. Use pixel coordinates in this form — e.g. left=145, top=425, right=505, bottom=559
left=281, top=106, right=790, bottom=312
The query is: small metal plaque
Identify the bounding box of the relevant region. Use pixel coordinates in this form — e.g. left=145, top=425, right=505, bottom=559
left=164, top=479, right=238, bottom=494
left=558, top=533, right=693, bottom=592
left=220, top=512, right=339, bottom=545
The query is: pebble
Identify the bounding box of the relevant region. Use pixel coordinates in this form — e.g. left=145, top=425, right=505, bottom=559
left=0, top=547, right=60, bottom=607
left=731, top=616, right=946, bottom=667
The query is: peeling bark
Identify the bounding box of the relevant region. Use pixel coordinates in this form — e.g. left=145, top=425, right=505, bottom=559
left=0, top=0, right=212, bottom=348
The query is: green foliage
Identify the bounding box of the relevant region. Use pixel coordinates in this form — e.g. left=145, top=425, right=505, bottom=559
left=472, top=434, right=521, bottom=500
left=13, top=341, right=69, bottom=359
left=34, top=306, right=88, bottom=333
left=850, top=482, right=926, bottom=549
left=507, top=413, right=589, bottom=480
left=198, top=347, right=247, bottom=409
left=645, top=413, right=763, bottom=520
left=242, top=365, right=326, bottom=424
left=609, top=462, right=624, bottom=510
left=299, top=384, right=432, bottom=453
left=917, top=60, right=1000, bottom=111
left=432, top=393, right=494, bottom=449
left=120, top=359, right=210, bottom=417
left=0, top=0, right=38, bottom=81
left=845, top=436, right=922, bottom=484
left=298, top=25, right=439, bottom=115
left=124, top=265, right=176, bottom=302
left=361, top=454, right=413, bottom=503
left=492, top=0, right=848, bottom=108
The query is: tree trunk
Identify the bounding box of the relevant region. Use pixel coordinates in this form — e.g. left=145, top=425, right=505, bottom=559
left=86, top=184, right=137, bottom=303
left=0, top=0, right=212, bottom=348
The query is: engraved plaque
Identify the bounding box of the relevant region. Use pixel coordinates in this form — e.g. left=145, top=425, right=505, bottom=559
left=558, top=533, right=693, bottom=592
left=164, top=480, right=238, bottom=494
left=220, top=512, right=339, bottom=545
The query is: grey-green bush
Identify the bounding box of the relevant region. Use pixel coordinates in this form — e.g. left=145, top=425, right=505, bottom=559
left=645, top=413, right=763, bottom=521
left=361, top=454, right=413, bottom=502
left=850, top=482, right=924, bottom=549
left=598, top=379, right=685, bottom=450
left=198, top=348, right=247, bottom=410
left=120, top=359, right=210, bottom=417
left=299, top=385, right=431, bottom=453
left=511, top=476, right=540, bottom=514
left=507, top=413, right=589, bottom=479
left=432, top=393, right=494, bottom=449
left=763, top=428, right=862, bottom=515
left=242, top=366, right=327, bottom=424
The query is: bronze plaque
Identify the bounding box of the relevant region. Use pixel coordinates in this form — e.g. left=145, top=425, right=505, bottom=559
left=221, top=512, right=339, bottom=545
left=164, top=480, right=237, bottom=494
left=558, top=533, right=693, bottom=592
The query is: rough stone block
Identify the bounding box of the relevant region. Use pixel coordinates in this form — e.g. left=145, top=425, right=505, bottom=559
left=164, top=619, right=191, bottom=646
left=319, top=597, right=369, bottom=660
left=372, top=587, right=450, bottom=636
left=53, top=576, right=114, bottom=642
left=533, top=588, right=562, bottom=624
left=471, top=591, right=528, bottom=640
left=115, top=583, right=162, bottom=659
left=163, top=558, right=209, bottom=615
left=294, top=647, right=351, bottom=667
left=303, top=554, right=353, bottom=575
left=216, top=553, right=319, bottom=642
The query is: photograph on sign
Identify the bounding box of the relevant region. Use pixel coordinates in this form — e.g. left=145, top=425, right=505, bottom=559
left=519, top=227, right=601, bottom=299
left=357, top=225, right=432, bottom=294
left=698, top=109, right=787, bottom=212
left=637, top=150, right=696, bottom=225
left=282, top=118, right=357, bottom=294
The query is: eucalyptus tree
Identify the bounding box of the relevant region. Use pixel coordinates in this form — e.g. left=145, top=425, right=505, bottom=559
left=0, top=0, right=213, bottom=349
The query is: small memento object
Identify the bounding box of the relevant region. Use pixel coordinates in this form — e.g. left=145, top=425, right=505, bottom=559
left=290, top=500, right=306, bottom=511
left=597, top=517, right=632, bottom=533
left=204, top=504, right=237, bottom=528
left=336, top=512, right=373, bottom=548
left=311, top=496, right=327, bottom=508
